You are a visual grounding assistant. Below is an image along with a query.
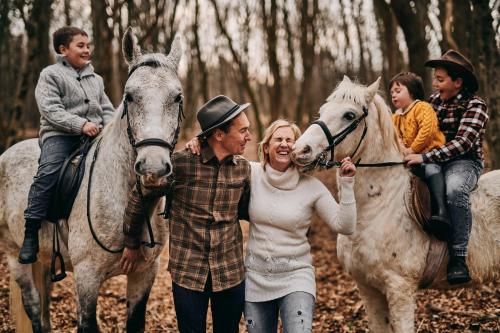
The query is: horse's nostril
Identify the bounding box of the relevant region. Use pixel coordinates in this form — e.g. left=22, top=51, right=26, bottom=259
left=303, top=145, right=311, bottom=154
left=134, top=161, right=142, bottom=174
left=165, top=163, right=172, bottom=175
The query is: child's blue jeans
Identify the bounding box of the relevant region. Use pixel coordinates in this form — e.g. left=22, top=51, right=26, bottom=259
left=24, top=135, right=82, bottom=221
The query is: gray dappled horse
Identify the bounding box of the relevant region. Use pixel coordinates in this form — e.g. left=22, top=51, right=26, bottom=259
left=292, top=76, right=500, bottom=333
left=0, top=28, right=183, bottom=332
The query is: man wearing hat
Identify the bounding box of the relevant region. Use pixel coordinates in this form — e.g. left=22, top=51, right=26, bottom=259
left=121, top=95, right=252, bottom=332
left=405, top=50, right=489, bottom=285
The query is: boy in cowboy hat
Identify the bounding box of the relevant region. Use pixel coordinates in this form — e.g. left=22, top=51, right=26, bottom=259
left=404, top=50, right=489, bottom=285
left=121, top=95, right=252, bottom=332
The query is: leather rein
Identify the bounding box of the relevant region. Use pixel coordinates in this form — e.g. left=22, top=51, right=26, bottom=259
left=311, top=106, right=404, bottom=169
left=87, top=60, right=184, bottom=254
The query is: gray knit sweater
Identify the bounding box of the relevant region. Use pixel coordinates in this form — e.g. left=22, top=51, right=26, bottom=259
left=35, top=54, right=115, bottom=143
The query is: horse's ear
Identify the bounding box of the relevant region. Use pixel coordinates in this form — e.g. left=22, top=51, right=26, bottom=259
left=342, top=75, right=352, bottom=83
left=365, top=77, right=381, bottom=104
left=122, top=27, right=142, bottom=65
left=167, top=33, right=183, bottom=72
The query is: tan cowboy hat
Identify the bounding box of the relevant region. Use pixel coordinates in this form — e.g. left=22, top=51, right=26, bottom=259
left=425, top=50, right=478, bottom=93
left=197, top=95, right=251, bottom=138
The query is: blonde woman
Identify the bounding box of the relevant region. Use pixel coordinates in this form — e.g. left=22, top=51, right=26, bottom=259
left=186, top=119, right=357, bottom=332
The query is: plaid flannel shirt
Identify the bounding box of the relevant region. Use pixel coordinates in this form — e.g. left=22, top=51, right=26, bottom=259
left=423, top=91, right=488, bottom=163
left=167, top=146, right=251, bottom=292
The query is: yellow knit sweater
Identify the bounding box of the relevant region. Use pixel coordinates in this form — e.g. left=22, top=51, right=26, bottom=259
left=392, top=100, right=445, bottom=153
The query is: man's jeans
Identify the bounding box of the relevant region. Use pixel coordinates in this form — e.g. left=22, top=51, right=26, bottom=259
left=24, top=135, right=81, bottom=221
left=245, top=291, right=315, bottom=333
left=423, top=158, right=482, bottom=256
left=172, top=275, right=245, bottom=333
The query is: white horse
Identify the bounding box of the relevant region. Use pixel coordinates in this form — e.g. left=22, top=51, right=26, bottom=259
left=0, top=28, right=183, bottom=332
left=292, top=76, right=500, bottom=333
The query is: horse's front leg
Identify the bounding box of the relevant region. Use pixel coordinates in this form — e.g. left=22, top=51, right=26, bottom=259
left=74, top=262, right=104, bottom=333
left=385, top=278, right=416, bottom=333
left=126, top=262, right=159, bottom=333
left=356, top=281, right=393, bottom=333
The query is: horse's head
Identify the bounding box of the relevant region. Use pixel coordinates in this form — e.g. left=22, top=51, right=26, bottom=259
left=121, top=27, right=183, bottom=186
left=292, top=76, right=399, bottom=166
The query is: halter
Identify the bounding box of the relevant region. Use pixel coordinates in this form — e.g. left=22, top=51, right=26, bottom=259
left=121, top=59, right=184, bottom=154
left=87, top=60, right=184, bottom=254
left=311, top=105, right=404, bottom=169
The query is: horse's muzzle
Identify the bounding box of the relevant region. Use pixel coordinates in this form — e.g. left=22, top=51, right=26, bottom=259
left=291, top=145, right=314, bottom=166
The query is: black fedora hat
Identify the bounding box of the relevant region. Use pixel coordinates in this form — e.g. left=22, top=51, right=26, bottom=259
left=197, top=95, right=250, bottom=138
left=425, top=50, right=478, bottom=93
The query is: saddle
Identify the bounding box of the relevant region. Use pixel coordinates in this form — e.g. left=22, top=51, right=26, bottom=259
left=46, top=138, right=93, bottom=223
left=406, top=176, right=448, bottom=289
left=45, top=138, right=93, bottom=282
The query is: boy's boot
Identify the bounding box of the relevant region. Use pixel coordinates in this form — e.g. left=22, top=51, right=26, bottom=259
left=18, top=219, right=42, bottom=264
left=424, top=173, right=452, bottom=241
left=447, top=255, right=471, bottom=285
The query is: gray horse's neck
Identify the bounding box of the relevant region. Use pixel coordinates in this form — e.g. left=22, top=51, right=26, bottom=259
left=93, top=105, right=137, bottom=203
left=351, top=132, right=411, bottom=228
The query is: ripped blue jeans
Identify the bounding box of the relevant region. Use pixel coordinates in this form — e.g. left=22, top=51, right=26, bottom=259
left=423, top=158, right=483, bottom=256
left=245, top=291, right=315, bottom=333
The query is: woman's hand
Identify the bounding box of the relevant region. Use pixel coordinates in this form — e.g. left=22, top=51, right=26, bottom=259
left=120, top=247, right=144, bottom=274
left=339, top=157, right=356, bottom=177
left=185, top=137, right=201, bottom=155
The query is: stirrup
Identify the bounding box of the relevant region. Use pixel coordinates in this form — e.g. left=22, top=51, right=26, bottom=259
left=51, top=251, right=67, bottom=282
left=51, top=223, right=67, bottom=282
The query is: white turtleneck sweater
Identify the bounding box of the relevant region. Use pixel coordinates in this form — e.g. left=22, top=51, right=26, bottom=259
left=245, top=162, right=356, bottom=302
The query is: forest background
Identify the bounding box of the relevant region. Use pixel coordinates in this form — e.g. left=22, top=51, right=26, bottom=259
left=0, top=0, right=499, bottom=169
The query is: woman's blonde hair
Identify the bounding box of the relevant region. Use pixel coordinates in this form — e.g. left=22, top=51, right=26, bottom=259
left=258, top=119, right=301, bottom=168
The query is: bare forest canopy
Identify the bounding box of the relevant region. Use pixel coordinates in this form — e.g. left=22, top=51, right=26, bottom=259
left=1, top=0, right=499, bottom=168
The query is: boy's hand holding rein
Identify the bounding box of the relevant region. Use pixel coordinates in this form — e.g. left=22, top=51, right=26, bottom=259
left=82, top=121, right=100, bottom=137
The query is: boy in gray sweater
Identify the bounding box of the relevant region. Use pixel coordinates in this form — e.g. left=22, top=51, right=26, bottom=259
left=19, top=26, right=115, bottom=264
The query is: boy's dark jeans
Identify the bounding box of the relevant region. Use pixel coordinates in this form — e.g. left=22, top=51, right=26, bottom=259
left=24, top=135, right=82, bottom=221
left=172, top=274, right=245, bottom=333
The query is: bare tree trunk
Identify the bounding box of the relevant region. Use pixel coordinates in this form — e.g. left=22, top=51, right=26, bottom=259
left=295, top=0, right=318, bottom=125
left=165, top=0, right=180, bottom=52
left=90, top=0, right=119, bottom=104
left=339, top=0, right=353, bottom=75
left=390, top=0, right=431, bottom=90
left=354, top=0, right=367, bottom=81
left=260, top=0, right=282, bottom=121
left=210, top=0, right=264, bottom=139
left=374, top=0, right=405, bottom=92
left=16, top=0, right=53, bottom=130
left=282, top=0, right=296, bottom=120
left=471, top=0, right=500, bottom=169
left=194, top=0, right=209, bottom=101
left=64, top=0, right=71, bottom=26
left=442, top=0, right=459, bottom=51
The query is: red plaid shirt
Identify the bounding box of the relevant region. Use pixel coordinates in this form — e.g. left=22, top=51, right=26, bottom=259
left=423, top=91, right=488, bottom=163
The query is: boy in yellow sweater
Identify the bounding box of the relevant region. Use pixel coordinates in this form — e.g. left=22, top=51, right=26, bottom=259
left=390, top=72, right=450, bottom=240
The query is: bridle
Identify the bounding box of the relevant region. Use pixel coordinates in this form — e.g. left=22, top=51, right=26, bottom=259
left=87, top=59, right=184, bottom=254
left=311, top=105, right=404, bottom=169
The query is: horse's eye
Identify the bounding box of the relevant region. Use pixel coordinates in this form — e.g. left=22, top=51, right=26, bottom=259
left=343, top=111, right=356, bottom=121
left=174, top=93, right=183, bottom=104
left=125, top=93, right=133, bottom=103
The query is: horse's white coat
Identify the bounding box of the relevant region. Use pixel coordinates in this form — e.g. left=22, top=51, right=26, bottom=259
left=293, top=76, right=500, bottom=333
left=0, top=28, right=183, bottom=332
